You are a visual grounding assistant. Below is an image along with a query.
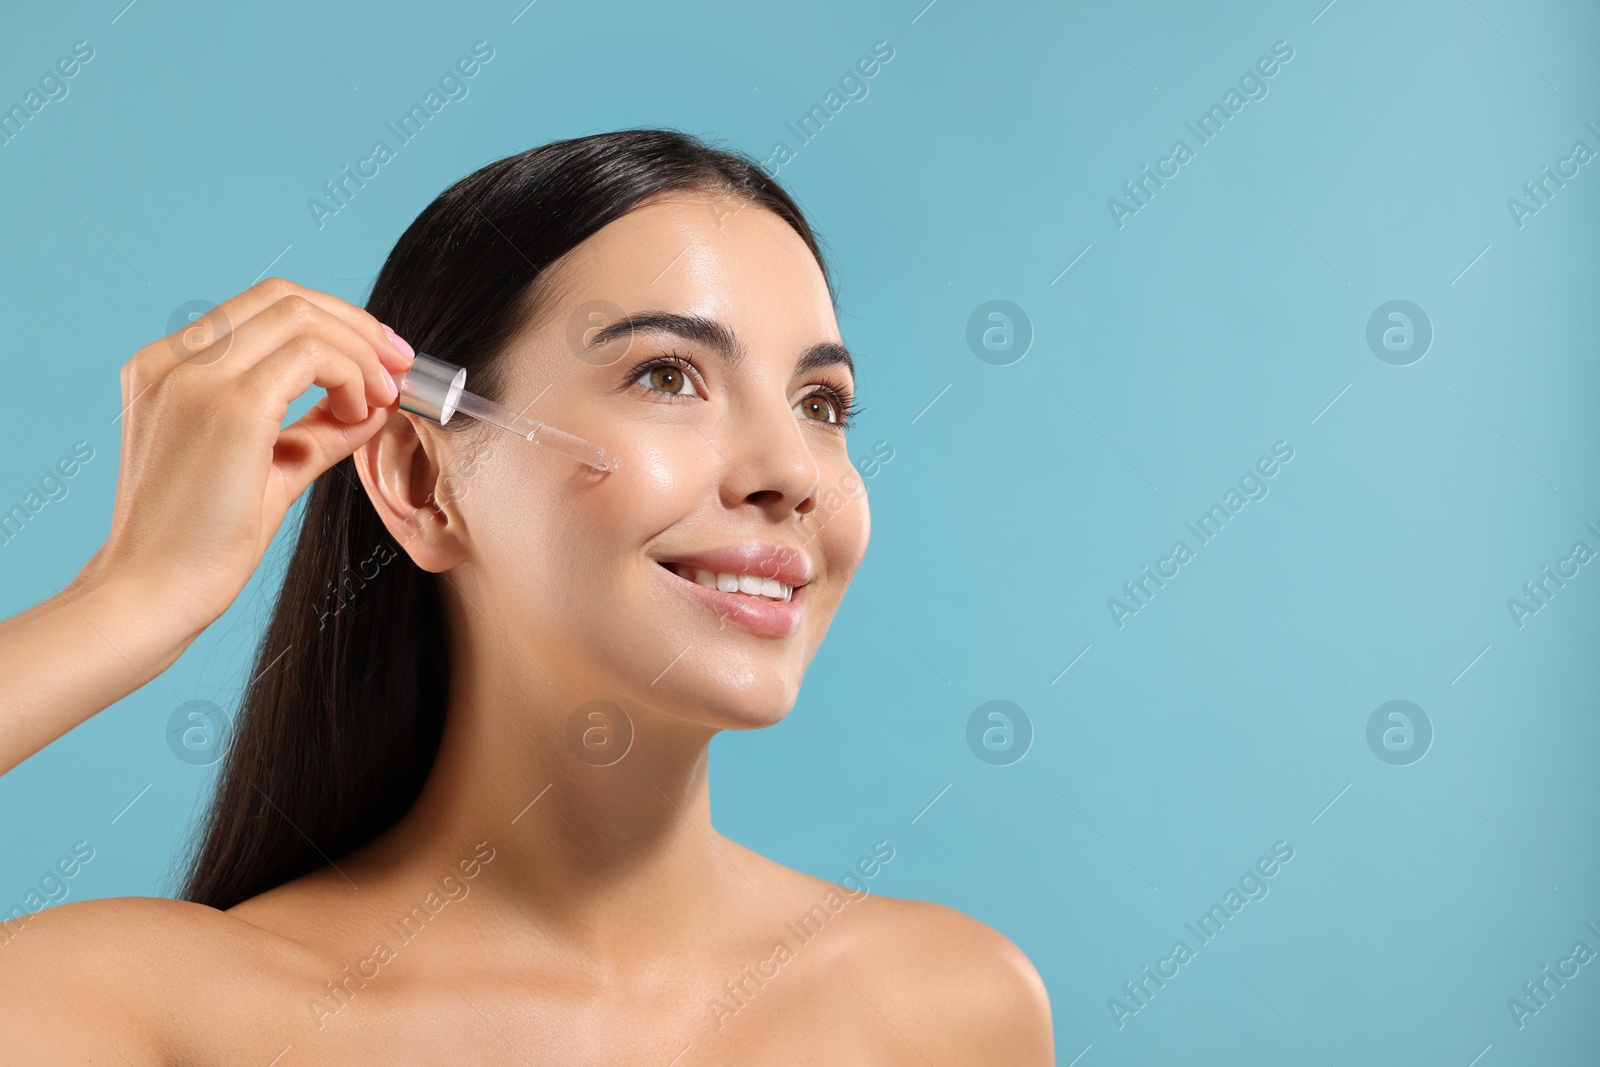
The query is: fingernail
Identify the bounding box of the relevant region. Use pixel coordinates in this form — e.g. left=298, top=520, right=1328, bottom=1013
left=382, top=367, right=398, bottom=401
left=382, top=323, right=415, bottom=363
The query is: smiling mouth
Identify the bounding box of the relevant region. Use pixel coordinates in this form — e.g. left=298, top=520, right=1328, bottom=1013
left=657, top=561, right=793, bottom=601
left=653, top=559, right=805, bottom=639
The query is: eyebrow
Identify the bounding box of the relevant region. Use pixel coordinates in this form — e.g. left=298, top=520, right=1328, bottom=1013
left=585, top=310, right=854, bottom=380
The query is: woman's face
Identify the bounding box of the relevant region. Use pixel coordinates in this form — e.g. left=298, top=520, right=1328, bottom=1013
left=437, top=192, right=870, bottom=731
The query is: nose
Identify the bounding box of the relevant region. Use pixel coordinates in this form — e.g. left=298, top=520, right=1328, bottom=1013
left=719, top=394, right=821, bottom=519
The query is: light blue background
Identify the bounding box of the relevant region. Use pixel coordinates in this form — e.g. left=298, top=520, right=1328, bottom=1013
left=2, top=1, right=1597, bottom=1062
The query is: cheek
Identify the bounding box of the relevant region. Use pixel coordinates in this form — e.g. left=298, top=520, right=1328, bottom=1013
left=589, top=431, right=714, bottom=545
left=614, top=434, right=701, bottom=506
left=467, top=430, right=713, bottom=601
left=817, top=484, right=871, bottom=586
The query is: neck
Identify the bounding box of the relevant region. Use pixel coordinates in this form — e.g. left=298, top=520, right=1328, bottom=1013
left=369, top=629, right=749, bottom=961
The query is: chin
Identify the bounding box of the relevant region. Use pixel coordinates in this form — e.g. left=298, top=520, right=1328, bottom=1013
left=652, top=659, right=803, bottom=733
left=710, top=695, right=795, bottom=732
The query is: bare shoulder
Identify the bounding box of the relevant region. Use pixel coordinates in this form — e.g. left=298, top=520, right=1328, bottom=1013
left=0, top=894, right=316, bottom=1063
left=721, top=839, right=1053, bottom=1062
left=849, top=892, right=1052, bottom=1061
left=762, top=870, right=1051, bottom=1065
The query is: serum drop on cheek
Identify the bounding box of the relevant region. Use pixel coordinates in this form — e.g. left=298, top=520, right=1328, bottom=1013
left=398, top=351, right=621, bottom=473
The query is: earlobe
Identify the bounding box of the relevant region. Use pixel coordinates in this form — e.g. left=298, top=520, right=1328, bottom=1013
left=352, top=414, right=471, bottom=572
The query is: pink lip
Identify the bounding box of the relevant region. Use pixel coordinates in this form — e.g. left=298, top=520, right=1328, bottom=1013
left=654, top=562, right=805, bottom=638
left=655, top=542, right=814, bottom=588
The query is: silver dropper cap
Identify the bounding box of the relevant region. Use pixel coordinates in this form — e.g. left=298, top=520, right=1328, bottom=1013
left=397, top=351, right=467, bottom=424
left=395, top=350, right=620, bottom=472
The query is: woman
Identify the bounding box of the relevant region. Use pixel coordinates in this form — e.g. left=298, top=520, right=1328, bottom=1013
left=0, top=128, right=1052, bottom=1063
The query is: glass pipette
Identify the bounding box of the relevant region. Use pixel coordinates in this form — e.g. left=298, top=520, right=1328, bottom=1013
left=397, top=351, right=619, bottom=473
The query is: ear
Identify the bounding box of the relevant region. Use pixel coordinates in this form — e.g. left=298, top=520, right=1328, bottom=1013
left=352, top=412, right=472, bottom=573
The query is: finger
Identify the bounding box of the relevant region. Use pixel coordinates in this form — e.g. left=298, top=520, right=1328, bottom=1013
left=164, top=278, right=414, bottom=375
left=240, top=333, right=381, bottom=426
left=209, top=299, right=399, bottom=412
left=232, top=278, right=414, bottom=372
left=272, top=395, right=391, bottom=501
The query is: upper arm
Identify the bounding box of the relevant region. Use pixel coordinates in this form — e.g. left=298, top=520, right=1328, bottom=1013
left=0, top=895, right=261, bottom=1065
left=0, top=898, right=163, bottom=1063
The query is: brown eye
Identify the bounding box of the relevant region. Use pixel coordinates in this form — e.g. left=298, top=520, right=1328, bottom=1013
left=633, top=359, right=701, bottom=398
left=649, top=366, right=686, bottom=394
left=795, top=393, right=840, bottom=423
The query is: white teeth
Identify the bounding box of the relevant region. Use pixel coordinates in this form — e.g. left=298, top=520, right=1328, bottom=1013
left=672, top=563, right=793, bottom=601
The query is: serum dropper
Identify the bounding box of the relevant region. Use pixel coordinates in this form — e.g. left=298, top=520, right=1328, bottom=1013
left=397, top=351, right=619, bottom=473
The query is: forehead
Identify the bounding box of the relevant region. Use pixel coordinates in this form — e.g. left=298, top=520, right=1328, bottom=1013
left=538, top=193, right=839, bottom=347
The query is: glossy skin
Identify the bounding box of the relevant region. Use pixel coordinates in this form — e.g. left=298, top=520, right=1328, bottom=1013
left=0, top=193, right=1052, bottom=1064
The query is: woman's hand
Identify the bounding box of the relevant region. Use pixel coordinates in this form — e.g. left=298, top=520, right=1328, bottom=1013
left=0, top=278, right=414, bottom=777
left=83, top=277, right=415, bottom=629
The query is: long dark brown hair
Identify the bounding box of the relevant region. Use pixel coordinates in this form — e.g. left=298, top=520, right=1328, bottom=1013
left=180, top=128, right=835, bottom=910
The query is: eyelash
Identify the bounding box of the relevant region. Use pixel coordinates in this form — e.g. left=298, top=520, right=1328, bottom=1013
left=629, top=351, right=860, bottom=431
